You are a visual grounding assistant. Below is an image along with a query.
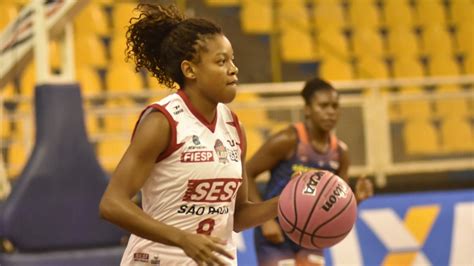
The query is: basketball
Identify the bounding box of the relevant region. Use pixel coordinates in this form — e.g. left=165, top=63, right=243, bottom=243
left=278, top=170, right=357, bottom=249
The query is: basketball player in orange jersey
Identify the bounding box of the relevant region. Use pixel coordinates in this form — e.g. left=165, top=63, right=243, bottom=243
left=247, top=78, right=374, bottom=266
left=99, top=4, right=279, bottom=265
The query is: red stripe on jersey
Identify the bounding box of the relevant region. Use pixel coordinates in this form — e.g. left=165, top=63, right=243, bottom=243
left=229, top=111, right=244, bottom=152
left=178, top=89, right=217, bottom=132
left=131, top=103, right=183, bottom=163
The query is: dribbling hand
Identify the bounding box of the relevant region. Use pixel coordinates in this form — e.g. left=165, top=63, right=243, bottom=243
left=261, top=219, right=285, bottom=244
left=355, top=176, right=374, bottom=202
left=178, top=232, right=234, bottom=265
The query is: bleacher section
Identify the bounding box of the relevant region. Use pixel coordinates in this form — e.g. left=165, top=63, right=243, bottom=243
left=1, top=0, right=473, bottom=179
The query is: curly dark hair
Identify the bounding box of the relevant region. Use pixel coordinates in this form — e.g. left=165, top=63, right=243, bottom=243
left=125, top=4, right=223, bottom=89
left=301, top=78, right=336, bottom=106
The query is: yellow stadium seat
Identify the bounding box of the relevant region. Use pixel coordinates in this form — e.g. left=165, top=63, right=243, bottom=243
left=393, top=57, right=424, bottom=77
left=434, top=85, right=469, bottom=118
left=356, top=57, right=389, bottom=79
left=348, top=1, right=380, bottom=29
left=398, top=87, right=432, bottom=120
left=0, top=3, right=18, bottom=31
left=100, top=100, right=137, bottom=133
left=319, top=57, right=353, bottom=80
left=1, top=119, right=10, bottom=140
left=421, top=26, right=453, bottom=57
left=76, top=67, right=103, bottom=96
left=146, top=75, right=173, bottom=91
left=456, top=23, right=474, bottom=55
left=106, top=65, right=144, bottom=92
left=466, top=53, right=474, bottom=74
left=74, top=35, right=107, bottom=68
left=278, top=0, right=315, bottom=62
left=244, top=126, right=264, bottom=159
left=84, top=113, right=100, bottom=136
left=317, top=30, right=350, bottom=59
left=234, top=92, right=271, bottom=127
left=1, top=81, right=16, bottom=100
left=113, top=2, right=139, bottom=34
left=6, top=142, right=29, bottom=178
left=440, top=117, right=474, bottom=153
left=280, top=30, right=315, bottom=62
left=1, top=82, right=16, bottom=139
left=240, top=0, right=272, bottom=34
left=415, top=0, right=446, bottom=28
left=206, top=0, right=239, bottom=6
left=429, top=54, right=460, bottom=76
left=91, top=0, right=113, bottom=5
left=49, top=40, right=62, bottom=70
left=450, top=0, right=473, bottom=26
left=383, top=0, right=414, bottom=29
left=74, top=3, right=109, bottom=36
left=1, top=85, right=16, bottom=139
left=313, top=2, right=346, bottom=31
left=109, top=36, right=129, bottom=64
left=352, top=28, right=385, bottom=59
left=20, top=63, right=36, bottom=97
left=96, top=138, right=130, bottom=172
left=403, top=120, right=440, bottom=155
left=387, top=28, right=419, bottom=59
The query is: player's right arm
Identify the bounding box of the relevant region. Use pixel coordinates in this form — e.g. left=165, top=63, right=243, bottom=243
left=99, top=111, right=233, bottom=265
left=246, top=127, right=297, bottom=244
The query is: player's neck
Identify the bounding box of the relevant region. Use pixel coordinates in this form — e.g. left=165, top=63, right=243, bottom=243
left=306, top=121, right=330, bottom=144
left=180, top=88, right=217, bottom=123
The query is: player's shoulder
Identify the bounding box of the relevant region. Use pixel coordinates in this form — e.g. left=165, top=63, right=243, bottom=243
left=336, top=138, right=349, bottom=152
left=266, top=125, right=298, bottom=149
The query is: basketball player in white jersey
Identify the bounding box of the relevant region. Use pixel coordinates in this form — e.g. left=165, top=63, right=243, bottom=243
left=99, top=4, right=279, bottom=265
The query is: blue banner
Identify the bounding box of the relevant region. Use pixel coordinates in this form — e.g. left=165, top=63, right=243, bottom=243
left=236, top=189, right=474, bottom=265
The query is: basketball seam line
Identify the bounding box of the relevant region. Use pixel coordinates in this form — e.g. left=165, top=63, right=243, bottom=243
left=289, top=173, right=305, bottom=234
left=310, top=192, right=355, bottom=247
left=297, top=173, right=336, bottom=247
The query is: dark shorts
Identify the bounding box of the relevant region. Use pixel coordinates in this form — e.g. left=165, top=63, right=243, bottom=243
left=254, top=226, right=324, bottom=266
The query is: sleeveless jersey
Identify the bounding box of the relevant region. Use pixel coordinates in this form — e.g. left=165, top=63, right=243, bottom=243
left=121, top=90, right=243, bottom=266
left=263, top=122, right=344, bottom=200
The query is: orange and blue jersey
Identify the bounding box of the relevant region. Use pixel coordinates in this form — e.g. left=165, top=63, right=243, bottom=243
left=262, top=122, right=343, bottom=201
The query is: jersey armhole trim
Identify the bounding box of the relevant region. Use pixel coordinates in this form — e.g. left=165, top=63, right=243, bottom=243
left=151, top=103, right=182, bottom=163
left=293, top=122, right=309, bottom=144
left=131, top=103, right=181, bottom=163
left=230, top=111, right=245, bottom=152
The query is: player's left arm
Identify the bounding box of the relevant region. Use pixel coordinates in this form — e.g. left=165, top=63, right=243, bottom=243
left=233, top=123, right=279, bottom=232
left=338, top=141, right=373, bottom=202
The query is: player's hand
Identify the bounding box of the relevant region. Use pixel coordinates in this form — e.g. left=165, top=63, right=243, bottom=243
left=355, top=176, right=373, bottom=202
left=178, top=232, right=234, bottom=265
left=261, top=219, right=285, bottom=244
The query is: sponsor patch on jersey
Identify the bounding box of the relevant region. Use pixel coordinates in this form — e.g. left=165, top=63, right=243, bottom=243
left=173, top=104, right=183, bottom=115
left=182, top=178, right=242, bottom=203
left=228, top=148, right=240, bottom=162
left=192, top=135, right=200, bottom=145
left=180, top=151, right=214, bottom=163
left=150, top=255, right=160, bottom=265
left=214, top=139, right=229, bottom=164
left=133, top=252, right=149, bottom=263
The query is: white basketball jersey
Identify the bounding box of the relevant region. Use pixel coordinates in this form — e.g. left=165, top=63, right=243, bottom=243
left=121, top=90, right=243, bottom=266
